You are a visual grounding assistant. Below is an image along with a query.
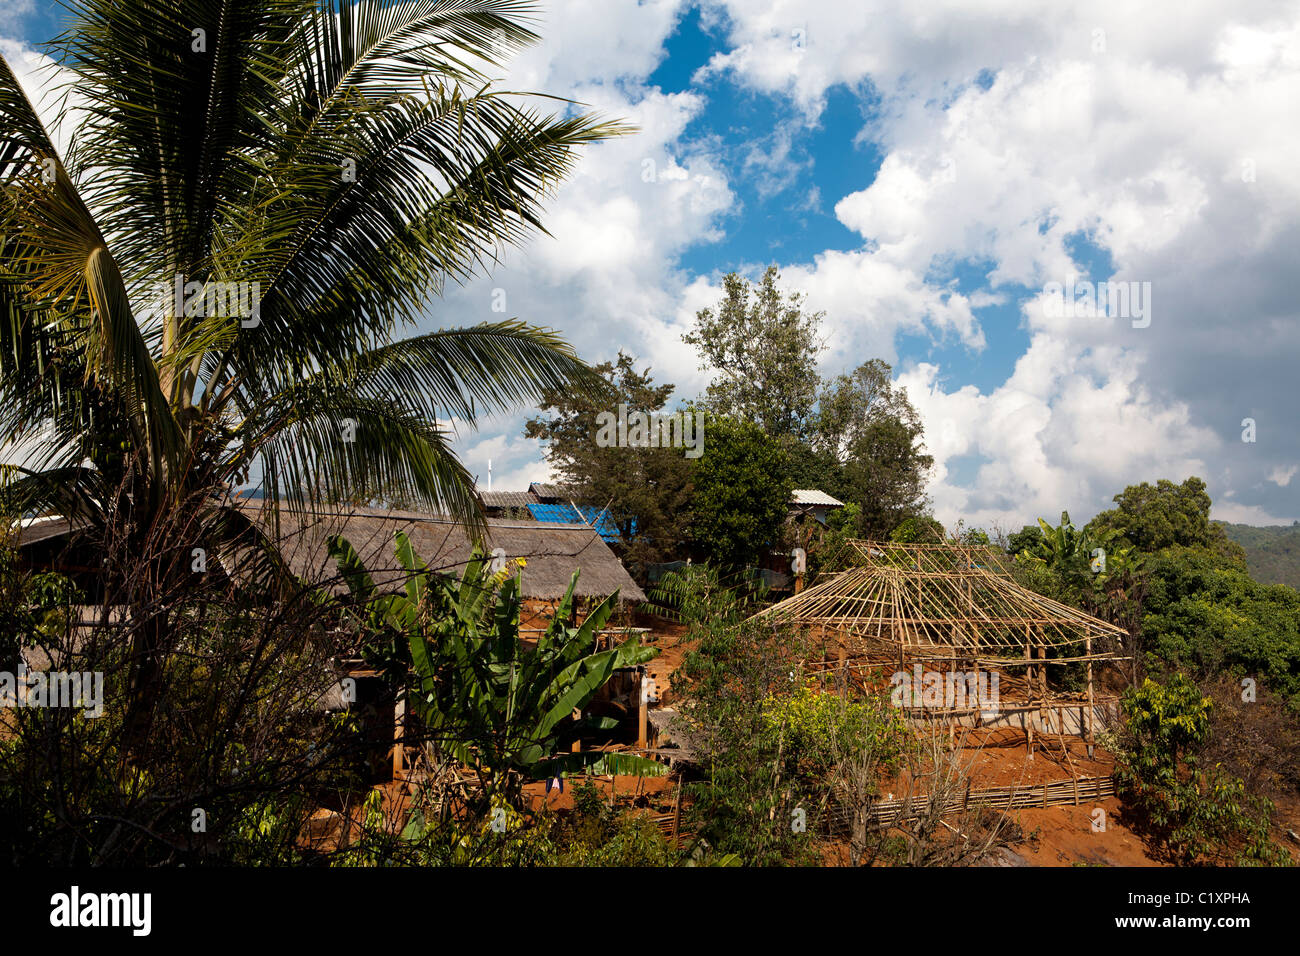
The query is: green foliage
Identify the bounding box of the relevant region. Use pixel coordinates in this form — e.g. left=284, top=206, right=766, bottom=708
left=1215, top=521, right=1300, bottom=590
left=1141, top=546, right=1300, bottom=706
left=1091, top=478, right=1242, bottom=562
left=679, top=617, right=819, bottom=865
left=689, top=415, right=792, bottom=571
left=537, top=783, right=679, bottom=866
left=525, top=352, right=694, bottom=578
left=761, top=681, right=910, bottom=781
left=684, top=266, right=824, bottom=441
left=1006, top=524, right=1044, bottom=557
left=1114, top=675, right=1288, bottom=866
left=667, top=572, right=910, bottom=865
left=810, top=360, right=933, bottom=538
left=331, top=532, right=666, bottom=808
left=683, top=273, right=931, bottom=546
left=891, top=515, right=945, bottom=543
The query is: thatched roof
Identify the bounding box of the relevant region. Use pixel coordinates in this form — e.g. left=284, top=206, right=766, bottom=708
left=241, top=503, right=647, bottom=603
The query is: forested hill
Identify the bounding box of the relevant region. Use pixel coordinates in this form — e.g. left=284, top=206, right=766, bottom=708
left=1216, top=522, right=1300, bottom=589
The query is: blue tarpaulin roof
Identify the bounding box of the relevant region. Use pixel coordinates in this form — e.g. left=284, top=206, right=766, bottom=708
left=526, top=502, right=625, bottom=543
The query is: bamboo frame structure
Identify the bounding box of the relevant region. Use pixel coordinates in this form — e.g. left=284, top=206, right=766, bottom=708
left=752, top=540, right=1128, bottom=755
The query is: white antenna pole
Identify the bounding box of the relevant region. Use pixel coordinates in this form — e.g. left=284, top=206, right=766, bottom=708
left=487, top=458, right=492, bottom=492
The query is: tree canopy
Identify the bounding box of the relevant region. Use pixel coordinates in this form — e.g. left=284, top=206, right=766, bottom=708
left=525, top=352, right=693, bottom=577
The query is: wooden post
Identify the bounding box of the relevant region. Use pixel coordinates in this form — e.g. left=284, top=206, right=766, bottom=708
left=1024, top=630, right=1033, bottom=758
left=637, top=671, right=648, bottom=750
left=392, top=694, right=406, bottom=779
left=1037, top=630, right=1048, bottom=734
left=1086, top=635, right=1096, bottom=759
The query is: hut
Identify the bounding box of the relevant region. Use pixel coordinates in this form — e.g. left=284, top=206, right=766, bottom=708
left=752, top=539, right=1127, bottom=757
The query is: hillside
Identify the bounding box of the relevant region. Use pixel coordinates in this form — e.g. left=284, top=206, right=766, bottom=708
left=1216, top=521, right=1300, bottom=589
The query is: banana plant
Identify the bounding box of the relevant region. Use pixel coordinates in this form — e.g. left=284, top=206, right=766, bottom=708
left=329, top=531, right=666, bottom=808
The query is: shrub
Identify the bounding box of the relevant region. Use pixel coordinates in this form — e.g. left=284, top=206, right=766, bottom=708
left=1114, top=674, right=1289, bottom=866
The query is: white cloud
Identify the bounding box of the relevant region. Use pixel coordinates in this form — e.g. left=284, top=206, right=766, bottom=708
left=1269, top=464, right=1298, bottom=488
left=695, top=0, right=1300, bottom=525
left=895, top=336, right=1219, bottom=530
left=7, top=1, right=1297, bottom=527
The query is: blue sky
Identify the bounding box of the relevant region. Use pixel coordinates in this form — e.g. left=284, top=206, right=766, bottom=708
left=4, top=0, right=1297, bottom=531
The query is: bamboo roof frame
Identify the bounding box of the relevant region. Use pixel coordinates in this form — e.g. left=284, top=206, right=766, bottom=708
left=754, top=540, right=1125, bottom=758
left=753, top=540, right=1127, bottom=653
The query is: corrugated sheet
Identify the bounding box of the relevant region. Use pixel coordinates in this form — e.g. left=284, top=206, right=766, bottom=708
left=791, top=488, right=845, bottom=507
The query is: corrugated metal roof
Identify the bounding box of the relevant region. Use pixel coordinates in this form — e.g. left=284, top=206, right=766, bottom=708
left=791, top=489, right=844, bottom=507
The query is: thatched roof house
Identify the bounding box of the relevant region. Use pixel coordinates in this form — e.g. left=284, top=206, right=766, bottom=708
left=244, top=503, right=647, bottom=603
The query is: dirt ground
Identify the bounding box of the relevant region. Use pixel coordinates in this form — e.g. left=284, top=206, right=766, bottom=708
left=307, top=613, right=1300, bottom=866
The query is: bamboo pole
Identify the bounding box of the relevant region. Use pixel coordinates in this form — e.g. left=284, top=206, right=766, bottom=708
left=1086, top=635, right=1095, bottom=758
left=1024, top=630, right=1033, bottom=757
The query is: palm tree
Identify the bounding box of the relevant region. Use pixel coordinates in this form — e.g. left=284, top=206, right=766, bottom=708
left=0, top=0, right=623, bottom=739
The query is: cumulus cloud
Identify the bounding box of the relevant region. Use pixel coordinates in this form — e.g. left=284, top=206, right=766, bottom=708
left=5, top=0, right=1296, bottom=525
left=696, top=0, right=1300, bottom=525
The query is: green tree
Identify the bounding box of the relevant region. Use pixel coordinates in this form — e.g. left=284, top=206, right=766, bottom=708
left=1142, top=546, right=1300, bottom=705
left=1006, top=524, right=1044, bottom=556
left=1090, top=477, right=1242, bottom=561
left=689, top=415, right=791, bottom=571
left=811, top=360, right=932, bottom=538
left=0, top=0, right=619, bottom=740
left=525, top=352, right=694, bottom=577
left=684, top=267, right=824, bottom=441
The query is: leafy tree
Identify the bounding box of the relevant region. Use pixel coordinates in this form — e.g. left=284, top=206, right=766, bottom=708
left=671, top=575, right=819, bottom=865
left=689, top=415, right=791, bottom=570
left=684, top=267, right=824, bottom=441
left=0, top=0, right=617, bottom=741
left=1141, top=546, right=1300, bottom=706
left=1006, top=524, right=1045, bottom=556
left=891, top=515, right=946, bottom=544
left=811, top=360, right=932, bottom=537
left=525, top=352, right=693, bottom=577
left=1090, top=477, right=1242, bottom=561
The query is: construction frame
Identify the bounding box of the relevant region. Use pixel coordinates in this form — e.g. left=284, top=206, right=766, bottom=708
left=752, top=540, right=1129, bottom=757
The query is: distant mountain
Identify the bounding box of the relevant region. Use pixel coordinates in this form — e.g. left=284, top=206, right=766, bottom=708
left=1215, top=521, right=1300, bottom=589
